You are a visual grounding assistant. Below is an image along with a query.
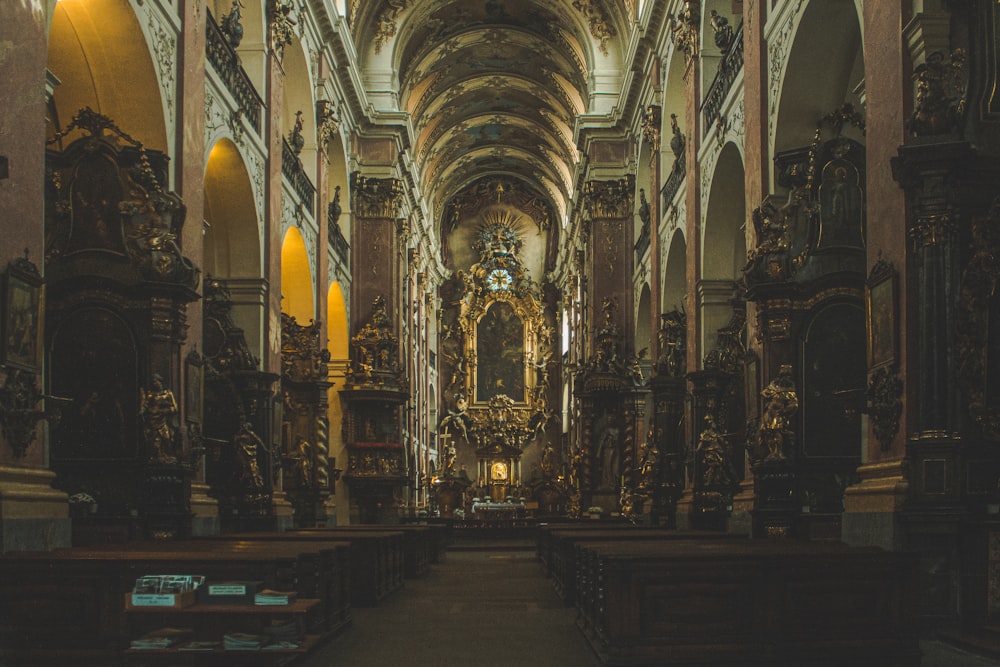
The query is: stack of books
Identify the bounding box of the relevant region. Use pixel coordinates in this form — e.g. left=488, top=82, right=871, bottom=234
left=223, top=632, right=264, bottom=651
left=254, top=589, right=299, bottom=605
left=129, top=627, right=193, bottom=650
left=263, top=618, right=303, bottom=647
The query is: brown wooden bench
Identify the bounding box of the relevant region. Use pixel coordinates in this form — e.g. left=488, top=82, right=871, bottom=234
left=544, top=528, right=745, bottom=604
left=573, top=539, right=920, bottom=666
left=298, top=525, right=435, bottom=577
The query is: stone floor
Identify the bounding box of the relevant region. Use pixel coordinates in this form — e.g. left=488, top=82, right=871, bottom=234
left=301, top=541, right=1000, bottom=667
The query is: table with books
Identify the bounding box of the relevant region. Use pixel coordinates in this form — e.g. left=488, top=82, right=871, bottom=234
left=124, top=574, right=328, bottom=665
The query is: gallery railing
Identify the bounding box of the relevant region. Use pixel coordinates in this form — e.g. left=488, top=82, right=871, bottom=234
left=282, top=138, right=316, bottom=217
left=661, top=160, right=686, bottom=213
left=205, top=10, right=263, bottom=134
left=702, top=21, right=744, bottom=136
left=328, top=204, right=350, bottom=265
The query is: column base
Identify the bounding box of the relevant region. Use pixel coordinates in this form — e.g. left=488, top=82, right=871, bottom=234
left=190, top=482, right=220, bottom=536
left=842, top=460, right=908, bottom=549
left=0, top=466, right=71, bottom=552
left=272, top=491, right=296, bottom=531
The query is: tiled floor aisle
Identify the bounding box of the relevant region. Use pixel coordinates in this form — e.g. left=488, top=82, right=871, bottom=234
left=300, top=544, right=1000, bottom=667
left=301, top=547, right=601, bottom=667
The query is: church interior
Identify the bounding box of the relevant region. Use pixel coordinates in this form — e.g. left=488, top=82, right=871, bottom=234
left=1, top=0, right=1000, bottom=663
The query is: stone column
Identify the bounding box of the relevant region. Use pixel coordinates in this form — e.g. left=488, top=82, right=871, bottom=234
left=0, top=1, right=69, bottom=551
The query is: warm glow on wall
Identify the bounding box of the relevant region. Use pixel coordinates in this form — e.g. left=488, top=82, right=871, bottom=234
left=326, top=282, right=349, bottom=359
left=280, top=227, right=314, bottom=322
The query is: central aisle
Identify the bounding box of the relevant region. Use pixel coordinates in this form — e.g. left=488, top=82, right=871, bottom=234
left=302, top=545, right=601, bottom=667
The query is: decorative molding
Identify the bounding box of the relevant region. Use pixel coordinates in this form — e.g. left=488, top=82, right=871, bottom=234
left=572, top=0, right=616, bottom=56
left=866, top=365, right=903, bottom=451
left=373, top=0, right=410, bottom=55
left=351, top=173, right=405, bottom=219
left=0, top=368, right=44, bottom=460
left=142, top=2, right=178, bottom=124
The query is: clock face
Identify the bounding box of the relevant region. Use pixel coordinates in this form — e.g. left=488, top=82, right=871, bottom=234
left=486, top=269, right=513, bottom=291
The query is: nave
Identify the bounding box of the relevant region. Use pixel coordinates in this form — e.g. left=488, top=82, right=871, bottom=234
left=298, top=536, right=995, bottom=667
left=302, top=542, right=600, bottom=667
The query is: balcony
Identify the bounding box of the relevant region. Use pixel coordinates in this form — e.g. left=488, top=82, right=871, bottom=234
left=702, top=21, right=744, bottom=136
left=634, top=217, right=650, bottom=260
left=661, top=160, right=686, bottom=213
left=328, top=203, right=350, bottom=265
left=205, top=10, right=263, bottom=134
left=282, top=138, right=316, bottom=216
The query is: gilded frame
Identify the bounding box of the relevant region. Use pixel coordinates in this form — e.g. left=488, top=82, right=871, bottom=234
left=184, top=351, right=204, bottom=425
left=866, top=259, right=898, bottom=370
left=2, top=259, right=43, bottom=371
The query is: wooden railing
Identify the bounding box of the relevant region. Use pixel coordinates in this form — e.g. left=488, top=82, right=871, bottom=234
left=205, top=10, right=263, bottom=134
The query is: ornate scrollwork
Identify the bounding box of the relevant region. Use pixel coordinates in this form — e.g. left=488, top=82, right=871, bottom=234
left=669, top=1, right=700, bottom=62
left=373, top=0, right=409, bottom=54
left=578, top=296, right=646, bottom=391
left=957, top=198, right=1000, bottom=439
left=910, top=49, right=967, bottom=138
left=45, top=107, right=200, bottom=288
left=641, top=105, right=661, bottom=153
left=655, top=308, right=686, bottom=378
left=281, top=314, right=330, bottom=384
left=317, top=100, right=341, bottom=152
left=572, top=0, right=615, bottom=56
left=581, top=175, right=635, bottom=220
left=346, top=295, right=403, bottom=388
left=866, top=365, right=903, bottom=451
left=0, top=368, right=44, bottom=460
left=351, top=173, right=405, bottom=219
left=268, top=0, right=297, bottom=62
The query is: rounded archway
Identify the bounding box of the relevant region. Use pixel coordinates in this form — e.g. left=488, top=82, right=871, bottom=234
left=281, top=36, right=317, bottom=186
left=281, top=227, right=315, bottom=322
left=47, top=0, right=167, bottom=152
left=772, top=0, right=864, bottom=188
left=204, top=139, right=261, bottom=278
left=700, top=142, right=745, bottom=358
left=663, top=230, right=688, bottom=314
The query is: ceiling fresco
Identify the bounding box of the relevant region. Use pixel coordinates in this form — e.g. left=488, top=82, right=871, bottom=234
left=351, top=0, right=629, bottom=276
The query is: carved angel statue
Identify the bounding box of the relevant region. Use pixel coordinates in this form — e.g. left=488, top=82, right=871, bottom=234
left=440, top=393, right=473, bottom=442
left=139, top=374, right=179, bottom=464
left=219, top=0, right=245, bottom=48
left=669, top=113, right=685, bottom=162
left=749, top=201, right=786, bottom=259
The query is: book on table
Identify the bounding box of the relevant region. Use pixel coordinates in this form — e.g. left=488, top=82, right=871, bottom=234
left=254, top=589, right=299, bottom=605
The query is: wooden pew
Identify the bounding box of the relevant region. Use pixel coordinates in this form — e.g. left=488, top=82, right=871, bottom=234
left=545, top=528, right=744, bottom=604
left=573, top=539, right=920, bottom=666
left=298, top=525, right=435, bottom=578
left=212, top=530, right=403, bottom=607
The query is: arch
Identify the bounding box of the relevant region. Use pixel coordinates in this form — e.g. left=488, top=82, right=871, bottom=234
left=662, top=229, right=688, bottom=314
left=772, top=0, right=864, bottom=187
left=281, top=227, right=315, bottom=322
left=636, top=283, right=652, bottom=356
left=211, top=0, right=267, bottom=93
left=700, top=142, right=745, bottom=357
left=47, top=0, right=167, bottom=152
left=281, top=36, right=317, bottom=185
left=204, top=139, right=262, bottom=278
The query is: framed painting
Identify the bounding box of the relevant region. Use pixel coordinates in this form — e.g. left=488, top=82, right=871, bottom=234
left=184, top=351, right=204, bottom=425
left=866, top=258, right=898, bottom=370
left=2, top=256, right=43, bottom=370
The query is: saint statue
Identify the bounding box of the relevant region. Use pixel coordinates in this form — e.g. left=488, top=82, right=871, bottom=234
left=139, top=374, right=178, bottom=463
left=758, top=364, right=800, bottom=460
left=234, top=421, right=265, bottom=490
left=697, top=415, right=731, bottom=487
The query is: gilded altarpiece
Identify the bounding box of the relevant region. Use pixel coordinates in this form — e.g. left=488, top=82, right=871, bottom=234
left=743, top=111, right=868, bottom=539
left=44, top=109, right=200, bottom=540
left=436, top=197, right=560, bottom=513
left=280, top=314, right=332, bottom=527
left=341, top=174, right=409, bottom=524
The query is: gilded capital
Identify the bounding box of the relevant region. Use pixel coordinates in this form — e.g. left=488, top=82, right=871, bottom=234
left=582, top=175, right=635, bottom=219
left=351, top=173, right=405, bottom=219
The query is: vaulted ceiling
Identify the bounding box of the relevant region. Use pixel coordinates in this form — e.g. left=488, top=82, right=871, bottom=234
left=350, top=0, right=632, bottom=277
